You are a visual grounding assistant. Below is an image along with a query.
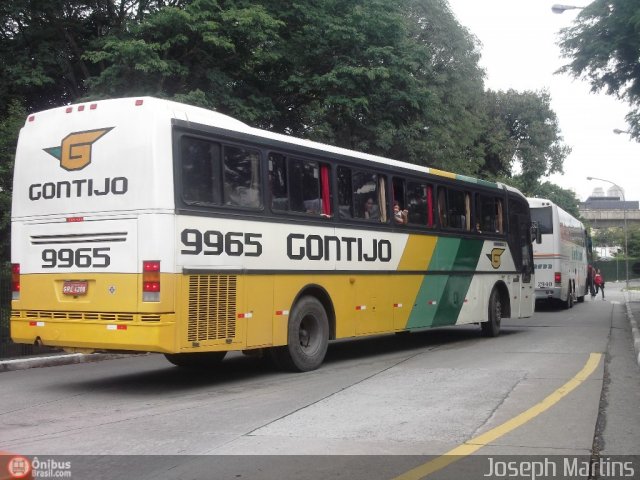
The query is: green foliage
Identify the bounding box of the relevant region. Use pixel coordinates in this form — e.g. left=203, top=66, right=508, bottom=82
left=528, top=182, right=581, bottom=219
left=558, top=0, right=640, bottom=139
left=0, top=100, right=26, bottom=261
left=591, top=226, right=640, bottom=259
left=0, top=0, right=575, bottom=263
left=478, top=89, right=570, bottom=192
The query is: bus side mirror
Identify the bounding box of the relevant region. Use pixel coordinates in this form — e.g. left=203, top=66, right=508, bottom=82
left=531, top=221, right=542, bottom=244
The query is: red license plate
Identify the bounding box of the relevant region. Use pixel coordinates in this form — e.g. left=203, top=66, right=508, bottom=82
left=62, top=281, right=88, bottom=296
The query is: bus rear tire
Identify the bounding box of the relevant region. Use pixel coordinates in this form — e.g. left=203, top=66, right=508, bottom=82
left=481, top=288, right=502, bottom=338
left=272, top=296, right=329, bottom=372
left=164, top=351, right=227, bottom=368
left=564, top=284, right=574, bottom=309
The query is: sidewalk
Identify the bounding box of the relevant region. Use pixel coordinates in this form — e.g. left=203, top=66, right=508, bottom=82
left=624, top=281, right=640, bottom=368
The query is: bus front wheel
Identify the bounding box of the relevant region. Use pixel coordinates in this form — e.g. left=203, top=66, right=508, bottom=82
left=481, top=288, right=502, bottom=337
left=272, top=296, right=329, bottom=372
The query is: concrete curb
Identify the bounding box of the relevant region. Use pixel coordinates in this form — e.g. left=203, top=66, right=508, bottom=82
left=0, top=352, right=143, bottom=373
left=625, top=293, right=640, bottom=368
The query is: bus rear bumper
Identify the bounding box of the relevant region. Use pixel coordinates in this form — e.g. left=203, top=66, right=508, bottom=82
left=535, top=287, right=561, bottom=301
left=9, top=314, right=178, bottom=354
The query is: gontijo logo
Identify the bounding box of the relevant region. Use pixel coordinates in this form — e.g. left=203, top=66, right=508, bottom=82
left=487, top=247, right=506, bottom=269
left=44, top=128, right=114, bottom=171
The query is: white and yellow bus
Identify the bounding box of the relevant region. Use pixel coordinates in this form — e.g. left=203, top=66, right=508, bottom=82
left=528, top=198, right=589, bottom=308
left=11, top=97, right=537, bottom=371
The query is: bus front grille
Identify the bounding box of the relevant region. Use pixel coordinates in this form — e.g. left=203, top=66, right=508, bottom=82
left=187, top=275, right=237, bottom=341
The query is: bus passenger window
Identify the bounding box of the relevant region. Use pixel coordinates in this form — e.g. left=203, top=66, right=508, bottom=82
left=269, top=153, right=289, bottom=211
left=437, top=187, right=448, bottom=227
left=447, top=189, right=466, bottom=230
left=223, top=146, right=262, bottom=208
left=289, top=158, right=322, bottom=214
left=406, top=182, right=428, bottom=226
left=181, top=137, right=221, bottom=205
left=337, top=167, right=353, bottom=219
left=496, top=199, right=504, bottom=233
left=476, top=194, right=503, bottom=233
left=353, top=171, right=380, bottom=221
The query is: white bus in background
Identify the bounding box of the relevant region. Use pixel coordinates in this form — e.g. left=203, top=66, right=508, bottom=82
left=528, top=198, right=589, bottom=308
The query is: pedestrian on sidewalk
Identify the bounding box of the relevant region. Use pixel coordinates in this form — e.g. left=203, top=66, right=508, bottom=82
left=587, top=264, right=596, bottom=298
left=594, top=269, right=605, bottom=300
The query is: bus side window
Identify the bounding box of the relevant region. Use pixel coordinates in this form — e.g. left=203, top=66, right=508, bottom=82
left=447, top=189, right=466, bottom=230
left=223, top=146, right=262, bottom=208
left=437, top=187, right=448, bottom=228
left=353, top=171, right=380, bottom=221
left=181, top=137, right=221, bottom=205
left=476, top=193, right=498, bottom=233
left=337, top=166, right=353, bottom=219
left=427, top=185, right=434, bottom=227
left=268, top=153, right=288, bottom=211
left=289, top=158, right=322, bottom=215
left=464, top=192, right=471, bottom=231
left=406, top=181, right=428, bottom=226
left=496, top=199, right=504, bottom=234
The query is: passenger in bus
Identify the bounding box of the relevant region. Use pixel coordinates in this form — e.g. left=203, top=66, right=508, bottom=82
left=393, top=201, right=408, bottom=224
left=364, top=198, right=379, bottom=220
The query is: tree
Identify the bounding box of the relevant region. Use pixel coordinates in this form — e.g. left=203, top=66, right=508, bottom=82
left=0, top=101, right=26, bottom=263
left=526, top=182, right=581, bottom=219
left=0, top=0, right=574, bottom=262
left=558, top=0, right=640, bottom=140
left=477, top=89, right=570, bottom=192
left=83, top=0, right=489, bottom=174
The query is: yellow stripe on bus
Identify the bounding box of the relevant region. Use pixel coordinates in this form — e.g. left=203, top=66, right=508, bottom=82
left=397, top=235, right=437, bottom=271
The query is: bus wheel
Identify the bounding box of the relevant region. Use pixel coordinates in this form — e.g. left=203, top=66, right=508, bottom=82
left=273, top=296, right=329, bottom=372
left=481, top=288, right=502, bottom=337
left=564, top=285, right=574, bottom=309
left=164, top=351, right=227, bottom=368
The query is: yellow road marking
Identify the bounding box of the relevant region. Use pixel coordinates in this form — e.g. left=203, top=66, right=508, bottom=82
left=393, top=352, right=603, bottom=480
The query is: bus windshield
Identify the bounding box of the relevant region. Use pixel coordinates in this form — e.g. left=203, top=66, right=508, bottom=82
left=530, top=206, right=553, bottom=234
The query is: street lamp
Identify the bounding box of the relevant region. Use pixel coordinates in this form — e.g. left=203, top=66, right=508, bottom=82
left=586, top=176, right=629, bottom=291
left=551, top=4, right=585, bottom=14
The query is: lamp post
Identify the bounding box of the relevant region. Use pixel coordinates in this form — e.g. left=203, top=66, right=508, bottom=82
left=586, top=176, right=629, bottom=291
left=551, top=4, right=585, bottom=14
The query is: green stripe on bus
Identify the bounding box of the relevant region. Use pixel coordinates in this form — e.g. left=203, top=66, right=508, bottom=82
left=406, top=238, right=483, bottom=329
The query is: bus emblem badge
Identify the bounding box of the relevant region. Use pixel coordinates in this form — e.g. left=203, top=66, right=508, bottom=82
left=44, top=127, right=114, bottom=171
left=487, top=248, right=505, bottom=269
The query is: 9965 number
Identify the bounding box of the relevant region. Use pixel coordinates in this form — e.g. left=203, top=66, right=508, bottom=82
left=42, top=247, right=111, bottom=268
left=181, top=229, right=262, bottom=257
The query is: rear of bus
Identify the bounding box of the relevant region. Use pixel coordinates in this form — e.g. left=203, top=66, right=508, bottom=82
left=10, top=98, right=180, bottom=353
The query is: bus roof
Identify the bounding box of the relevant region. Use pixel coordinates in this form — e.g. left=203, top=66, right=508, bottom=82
left=26, top=96, right=524, bottom=197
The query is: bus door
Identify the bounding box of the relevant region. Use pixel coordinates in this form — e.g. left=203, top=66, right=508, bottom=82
left=508, top=199, right=535, bottom=318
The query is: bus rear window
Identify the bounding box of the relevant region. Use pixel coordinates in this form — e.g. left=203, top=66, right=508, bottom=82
left=181, top=137, right=221, bottom=205
left=530, top=207, right=553, bottom=234
left=180, top=136, right=262, bottom=209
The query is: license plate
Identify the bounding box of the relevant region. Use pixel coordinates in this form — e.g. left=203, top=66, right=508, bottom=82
left=63, top=281, right=88, bottom=296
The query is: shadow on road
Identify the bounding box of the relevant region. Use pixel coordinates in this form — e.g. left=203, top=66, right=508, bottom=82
left=50, top=325, right=525, bottom=395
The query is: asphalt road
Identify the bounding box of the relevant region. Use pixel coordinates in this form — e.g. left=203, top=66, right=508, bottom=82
left=1, top=283, right=639, bottom=480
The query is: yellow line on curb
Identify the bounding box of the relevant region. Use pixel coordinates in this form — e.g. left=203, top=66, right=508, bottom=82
left=393, top=352, right=603, bottom=480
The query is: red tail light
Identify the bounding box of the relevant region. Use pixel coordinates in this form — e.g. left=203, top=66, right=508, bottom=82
left=142, top=261, right=160, bottom=302
left=11, top=263, right=20, bottom=300
left=554, top=272, right=562, bottom=284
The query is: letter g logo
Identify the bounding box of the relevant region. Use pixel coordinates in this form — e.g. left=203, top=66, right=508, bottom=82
left=44, top=127, right=114, bottom=171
